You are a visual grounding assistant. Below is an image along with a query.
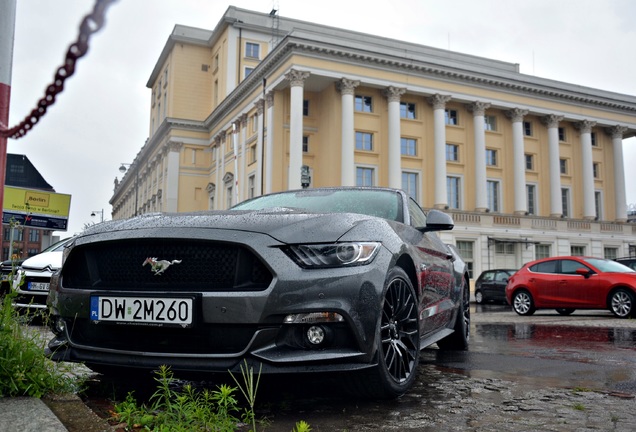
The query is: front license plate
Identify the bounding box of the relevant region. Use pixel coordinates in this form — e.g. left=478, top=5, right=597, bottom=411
left=90, top=296, right=194, bottom=327
left=28, top=281, right=50, bottom=291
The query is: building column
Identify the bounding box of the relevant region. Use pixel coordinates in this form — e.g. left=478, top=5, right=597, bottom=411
left=575, top=120, right=597, bottom=220
left=264, top=91, right=275, bottom=194
left=541, top=115, right=564, bottom=217
left=239, top=113, right=248, bottom=200
left=214, top=135, right=222, bottom=210
left=285, top=69, right=310, bottom=190
left=337, top=78, right=359, bottom=186
left=254, top=99, right=265, bottom=197
left=467, top=101, right=490, bottom=212
left=427, top=94, right=452, bottom=209
left=165, top=141, right=182, bottom=212
left=506, top=108, right=529, bottom=214
left=384, top=86, right=406, bottom=189
left=607, top=125, right=629, bottom=222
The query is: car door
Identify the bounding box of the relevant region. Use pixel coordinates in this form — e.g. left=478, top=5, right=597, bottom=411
left=407, top=199, right=454, bottom=335
left=553, top=259, right=600, bottom=307
left=491, top=270, right=512, bottom=302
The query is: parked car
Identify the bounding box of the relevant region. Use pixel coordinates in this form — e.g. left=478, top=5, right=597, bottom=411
left=0, top=258, right=24, bottom=296
left=46, top=187, right=470, bottom=399
left=12, top=237, right=72, bottom=311
left=506, top=256, right=636, bottom=318
left=614, top=257, right=636, bottom=271
left=474, top=269, right=516, bottom=304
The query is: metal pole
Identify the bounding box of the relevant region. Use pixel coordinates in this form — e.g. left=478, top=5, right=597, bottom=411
left=0, top=0, right=17, bottom=256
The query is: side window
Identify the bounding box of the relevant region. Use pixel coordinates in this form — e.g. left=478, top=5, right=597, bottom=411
left=495, top=271, right=508, bottom=282
left=408, top=198, right=427, bottom=228
left=481, top=271, right=494, bottom=282
left=531, top=261, right=558, bottom=273
left=560, top=260, right=590, bottom=275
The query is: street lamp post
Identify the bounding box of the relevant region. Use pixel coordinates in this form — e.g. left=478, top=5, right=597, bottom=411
left=119, top=163, right=139, bottom=216
left=90, top=209, right=104, bottom=222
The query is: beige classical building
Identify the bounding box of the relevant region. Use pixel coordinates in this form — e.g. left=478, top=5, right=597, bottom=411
left=110, top=6, right=636, bottom=278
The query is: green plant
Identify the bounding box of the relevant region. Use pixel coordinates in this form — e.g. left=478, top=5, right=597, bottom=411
left=0, top=291, right=78, bottom=397
left=573, top=403, right=586, bottom=411
left=292, top=420, right=313, bottom=432
left=230, top=359, right=262, bottom=432
left=112, top=365, right=245, bottom=431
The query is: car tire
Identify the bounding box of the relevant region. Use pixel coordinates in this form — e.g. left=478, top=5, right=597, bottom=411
left=437, top=278, right=470, bottom=351
left=609, top=288, right=634, bottom=318
left=512, top=290, right=535, bottom=316
left=556, top=308, right=575, bottom=315
left=351, top=267, right=420, bottom=399
left=475, top=290, right=484, bottom=304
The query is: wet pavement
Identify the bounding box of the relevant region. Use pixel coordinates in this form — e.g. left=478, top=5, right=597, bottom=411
left=8, top=304, right=636, bottom=431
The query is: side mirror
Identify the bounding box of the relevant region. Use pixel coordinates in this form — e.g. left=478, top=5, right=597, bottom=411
left=420, top=209, right=454, bottom=232
left=575, top=268, right=592, bottom=278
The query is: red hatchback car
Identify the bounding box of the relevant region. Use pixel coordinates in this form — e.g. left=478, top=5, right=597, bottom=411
left=506, top=256, right=636, bottom=318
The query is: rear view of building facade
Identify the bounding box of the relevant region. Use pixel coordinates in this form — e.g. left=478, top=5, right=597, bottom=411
left=110, top=6, right=636, bottom=279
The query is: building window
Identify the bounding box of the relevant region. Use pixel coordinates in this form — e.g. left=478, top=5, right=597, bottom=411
left=248, top=175, right=255, bottom=199
left=445, top=109, right=458, bottom=126
left=214, top=53, right=219, bottom=70
left=400, top=102, right=416, bottom=119
left=558, top=127, right=566, bottom=142
left=303, top=100, right=309, bottom=116
left=591, top=132, right=597, bottom=147
left=560, top=158, right=568, bottom=175
left=526, top=184, right=536, bottom=215
left=447, top=176, right=461, bottom=209
left=484, top=115, right=497, bottom=131
left=595, top=191, right=602, bottom=220
left=28, top=229, right=40, bottom=242
left=593, top=162, right=600, bottom=178
left=355, top=132, right=373, bottom=151
left=356, top=167, right=375, bottom=186
left=561, top=188, right=570, bottom=217
left=604, top=247, right=618, bottom=260
left=524, top=121, right=533, bottom=137
left=456, top=241, right=474, bottom=278
left=245, top=42, right=260, bottom=59
left=402, top=172, right=418, bottom=201
left=536, top=244, right=551, bottom=259
left=355, top=95, right=373, bottom=113
left=401, top=137, right=417, bottom=156
left=571, top=245, right=586, bottom=256
left=446, top=144, right=459, bottom=162
left=495, top=242, right=515, bottom=255
left=244, top=67, right=254, bottom=78
left=525, top=154, right=534, bottom=170
left=487, top=180, right=500, bottom=212
left=486, top=149, right=498, bottom=166
left=302, top=136, right=309, bottom=153
left=226, top=185, right=233, bottom=208
left=249, top=143, right=257, bottom=164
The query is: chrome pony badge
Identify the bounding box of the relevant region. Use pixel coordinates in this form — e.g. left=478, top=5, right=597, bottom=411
left=142, top=257, right=182, bottom=275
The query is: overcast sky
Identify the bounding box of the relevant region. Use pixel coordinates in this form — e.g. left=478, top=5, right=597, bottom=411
left=6, top=0, right=636, bottom=237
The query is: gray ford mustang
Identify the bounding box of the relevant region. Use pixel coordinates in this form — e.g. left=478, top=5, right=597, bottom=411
left=46, top=187, right=469, bottom=398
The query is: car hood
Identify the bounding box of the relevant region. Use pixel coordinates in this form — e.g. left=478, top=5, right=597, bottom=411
left=78, top=210, right=387, bottom=245
left=21, top=251, right=63, bottom=271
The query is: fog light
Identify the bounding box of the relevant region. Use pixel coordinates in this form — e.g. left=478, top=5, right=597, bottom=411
left=306, top=325, right=325, bottom=345
left=54, top=317, right=66, bottom=334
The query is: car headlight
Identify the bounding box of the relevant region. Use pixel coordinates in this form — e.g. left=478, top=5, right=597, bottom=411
left=284, top=242, right=381, bottom=268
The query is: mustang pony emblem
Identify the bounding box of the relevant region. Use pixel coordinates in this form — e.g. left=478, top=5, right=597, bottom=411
left=142, top=257, right=182, bottom=275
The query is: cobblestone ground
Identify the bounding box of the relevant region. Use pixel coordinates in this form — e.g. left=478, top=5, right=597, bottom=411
left=261, top=367, right=636, bottom=432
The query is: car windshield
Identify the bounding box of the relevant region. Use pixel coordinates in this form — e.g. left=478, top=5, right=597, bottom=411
left=41, top=237, right=72, bottom=253
left=232, top=189, right=402, bottom=221
left=584, top=257, right=636, bottom=273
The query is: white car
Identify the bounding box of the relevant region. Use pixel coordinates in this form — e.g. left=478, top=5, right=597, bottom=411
left=13, top=238, right=72, bottom=310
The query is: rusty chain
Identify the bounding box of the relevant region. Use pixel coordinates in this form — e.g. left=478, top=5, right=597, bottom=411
left=0, top=0, right=118, bottom=139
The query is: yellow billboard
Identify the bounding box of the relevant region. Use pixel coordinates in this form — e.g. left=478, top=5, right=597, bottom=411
left=2, top=186, right=71, bottom=230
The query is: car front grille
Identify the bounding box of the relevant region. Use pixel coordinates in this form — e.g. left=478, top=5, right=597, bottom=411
left=62, top=238, right=273, bottom=292
left=66, top=318, right=265, bottom=354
